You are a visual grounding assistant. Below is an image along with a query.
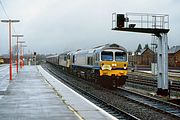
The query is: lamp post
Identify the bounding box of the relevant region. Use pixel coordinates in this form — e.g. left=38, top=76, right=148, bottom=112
left=18, top=41, right=25, bottom=68
left=18, top=41, right=25, bottom=69
left=12, top=35, right=24, bottom=73
left=1, top=19, right=20, bottom=80
left=21, top=45, right=27, bottom=67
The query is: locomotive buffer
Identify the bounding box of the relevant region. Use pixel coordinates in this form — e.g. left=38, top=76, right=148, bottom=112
left=112, top=12, right=170, bottom=96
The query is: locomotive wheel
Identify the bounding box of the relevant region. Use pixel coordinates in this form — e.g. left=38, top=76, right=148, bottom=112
left=94, top=71, right=101, bottom=84
left=102, top=76, right=113, bottom=89
left=115, top=77, right=126, bottom=88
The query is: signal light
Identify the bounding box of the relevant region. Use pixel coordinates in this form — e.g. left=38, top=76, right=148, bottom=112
left=117, top=14, right=125, bottom=28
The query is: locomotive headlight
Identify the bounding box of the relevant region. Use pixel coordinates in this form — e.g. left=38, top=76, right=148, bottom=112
left=101, top=64, right=112, bottom=70
left=124, top=64, right=127, bottom=69
left=112, top=63, right=117, bottom=67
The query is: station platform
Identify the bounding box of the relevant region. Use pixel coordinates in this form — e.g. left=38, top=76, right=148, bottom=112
left=0, top=65, right=117, bottom=120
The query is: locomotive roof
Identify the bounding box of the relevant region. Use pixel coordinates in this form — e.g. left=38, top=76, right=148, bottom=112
left=56, top=43, right=127, bottom=56
left=94, top=44, right=127, bottom=52
left=73, top=49, right=94, bottom=55
left=46, top=54, right=58, bottom=58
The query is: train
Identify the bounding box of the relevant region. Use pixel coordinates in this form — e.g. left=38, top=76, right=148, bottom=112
left=0, top=57, right=4, bottom=64
left=46, top=43, right=128, bottom=88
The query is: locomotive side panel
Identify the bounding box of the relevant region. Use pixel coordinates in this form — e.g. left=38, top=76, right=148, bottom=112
left=58, top=54, right=67, bottom=67
left=46, top=55, right=59, bottom=65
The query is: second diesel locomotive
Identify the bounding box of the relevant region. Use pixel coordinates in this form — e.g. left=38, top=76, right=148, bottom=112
left=46, top=43, right=128, bottom=88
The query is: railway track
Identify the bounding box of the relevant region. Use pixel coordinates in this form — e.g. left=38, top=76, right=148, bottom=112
left=42, top=63, right=180, bottom=119
left=127, top=73, right=180, bottom=91
left=42, top=64, right=139, bottom=120
left=115, top=88, right=180, bottom=119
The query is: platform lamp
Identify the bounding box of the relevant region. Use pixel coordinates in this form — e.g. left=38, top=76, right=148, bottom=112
left=12, top=35, right=24, bottom=73
left=20, top=44, right=27, bottom=68
left=1, top=19, right=20, bottom=80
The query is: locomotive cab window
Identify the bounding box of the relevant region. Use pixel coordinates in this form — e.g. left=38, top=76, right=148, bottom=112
left=67, top=54, right=70, bottom=59
left=115, top=52, right=127, bottom=61
left=73, top=55, right=75, bottom=63
left=64, top=56, right=67, bottom=61
left=101, top=51, right=113, bottom=61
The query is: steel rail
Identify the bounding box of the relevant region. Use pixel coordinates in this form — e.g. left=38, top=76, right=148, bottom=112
left=114, top=88, right=180, bottom=119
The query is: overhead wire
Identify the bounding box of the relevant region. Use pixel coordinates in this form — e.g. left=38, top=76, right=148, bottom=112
left=0, top=0, right=17, bottom=34
left=0, top=0, right=9, bottom=18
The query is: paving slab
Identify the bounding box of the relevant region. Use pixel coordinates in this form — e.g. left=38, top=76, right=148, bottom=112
left=0, top=77, right=9, bottom=95
left=0, top=65, right=16, bottom=95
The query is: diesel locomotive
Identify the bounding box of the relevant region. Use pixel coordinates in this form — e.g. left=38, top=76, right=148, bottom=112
left=46, top=43, right=128, bottom=88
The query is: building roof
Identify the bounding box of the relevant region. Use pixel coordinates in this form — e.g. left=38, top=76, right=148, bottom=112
left=169, top=46, right=180, bottom=54
left=136, top=48, right=154, bottom=55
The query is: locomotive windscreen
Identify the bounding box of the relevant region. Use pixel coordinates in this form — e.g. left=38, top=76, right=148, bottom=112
left=115, top=52, right=127, bottom=61
left=101, top=51, right=113, bottom=61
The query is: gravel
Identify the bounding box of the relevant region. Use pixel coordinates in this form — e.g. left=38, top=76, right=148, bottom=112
left=43, top=63, right=178, bottom=120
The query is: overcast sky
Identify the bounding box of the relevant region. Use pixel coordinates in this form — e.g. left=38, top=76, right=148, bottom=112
left=0, top=0, right=179, bottom=55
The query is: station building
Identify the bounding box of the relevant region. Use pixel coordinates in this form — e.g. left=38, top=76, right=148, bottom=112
left=129, top=46, right=180, bottom=67
left=168, top=46, right=180, bottom=67
left=128, top=48, right=155, bottom=66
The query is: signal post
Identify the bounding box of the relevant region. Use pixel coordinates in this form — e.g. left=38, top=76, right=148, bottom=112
left=112, top=13, right=170, bottom=96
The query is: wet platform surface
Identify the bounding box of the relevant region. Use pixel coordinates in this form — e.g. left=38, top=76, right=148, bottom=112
left=0, top=65, right=12, bottom=95
left=38, top=66, right=116, bottom=120
left=0, top=66, right=79, bottom=120
left=0, top=66, right=117, bottom=120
